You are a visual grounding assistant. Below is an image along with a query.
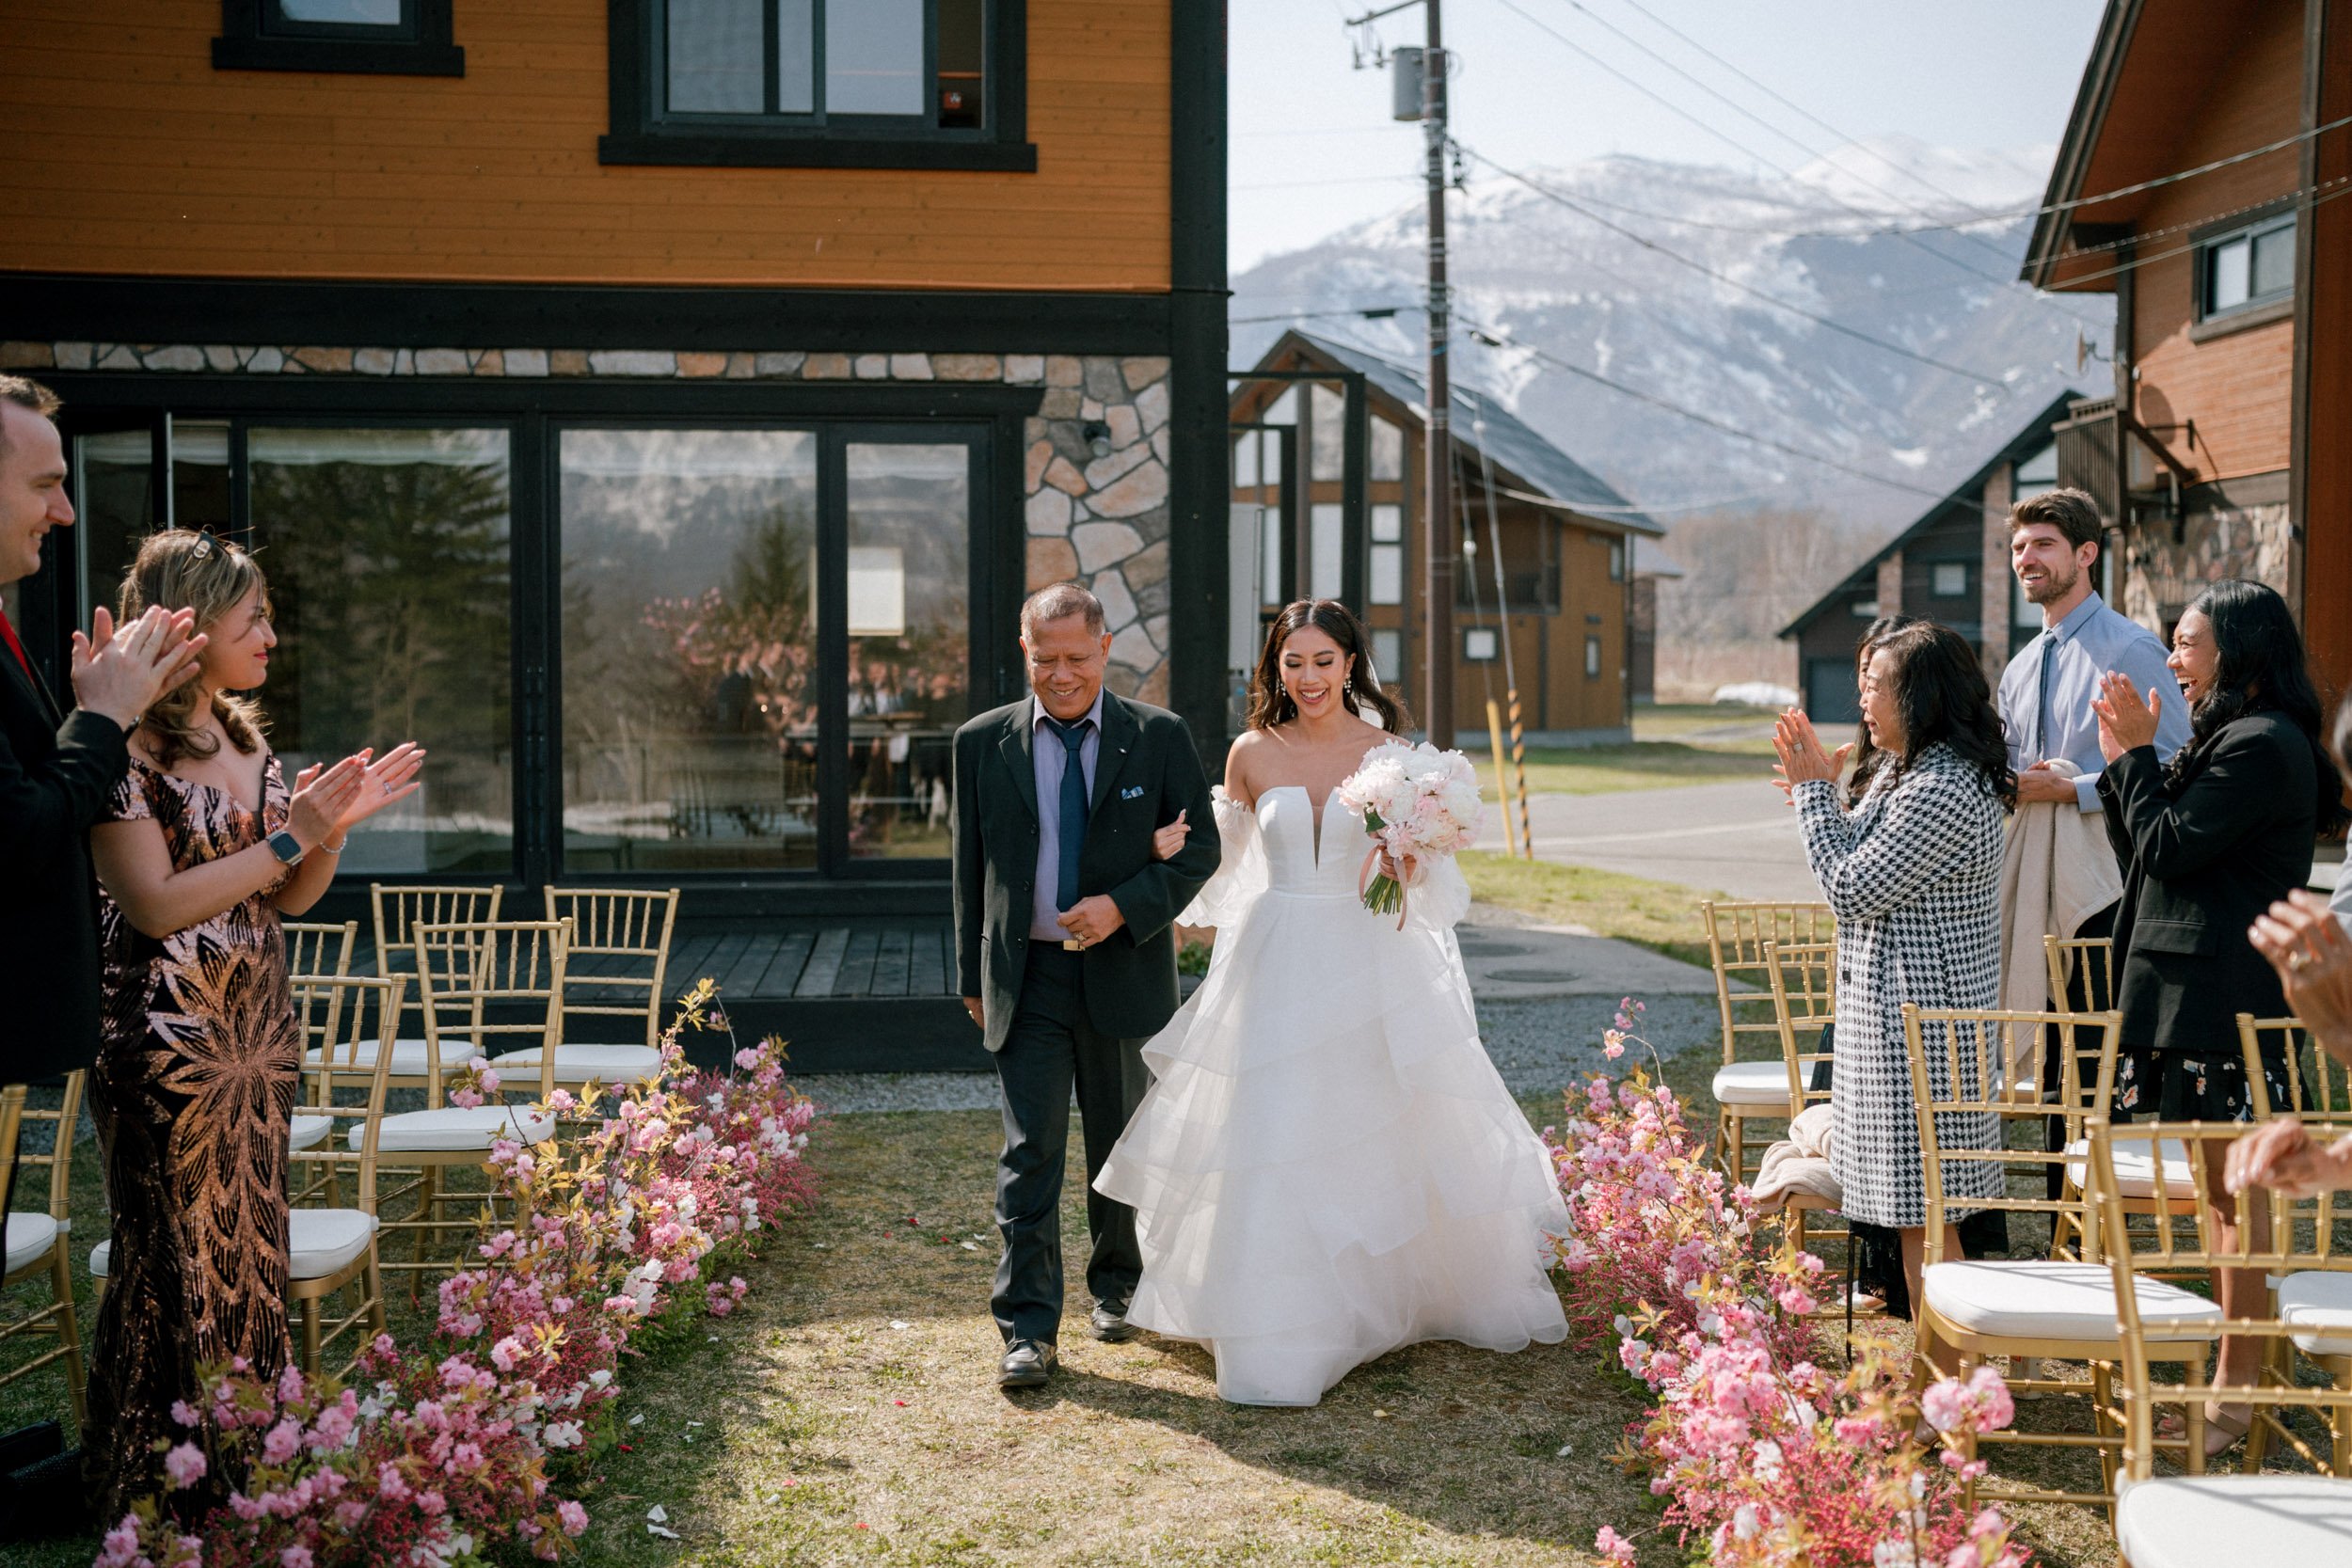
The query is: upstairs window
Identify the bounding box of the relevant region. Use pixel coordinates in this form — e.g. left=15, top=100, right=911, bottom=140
left=213, top=0, right=464, bottom=75
left=605, top=0, right=1033, bottom=169
left=2199, top=212, right=2296, bottom=321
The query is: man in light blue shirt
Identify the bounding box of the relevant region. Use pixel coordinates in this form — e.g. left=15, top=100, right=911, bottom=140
left=1999, top=488, right=2189, bottom=808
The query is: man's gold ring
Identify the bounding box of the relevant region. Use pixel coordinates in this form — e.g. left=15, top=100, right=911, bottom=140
left=2289, top=951, right=2313, bottom=973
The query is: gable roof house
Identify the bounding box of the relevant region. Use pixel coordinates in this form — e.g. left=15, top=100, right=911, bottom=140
left=2025, top=0, right=2352, bottom=689
left=1229, top=331, right=1661, bottom=744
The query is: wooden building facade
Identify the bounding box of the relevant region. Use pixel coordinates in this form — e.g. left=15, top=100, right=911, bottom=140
left=2026, top=0, right=2352, bottom=691
left=1780, top=396, right=2078, bottom=723
left=1228, top=333, right=1660, bottom=746
left=1, top=0, right=1229, bottom=927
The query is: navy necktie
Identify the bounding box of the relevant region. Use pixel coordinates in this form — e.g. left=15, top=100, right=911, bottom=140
left=2033, top=635, right=2058, bottom=762
left=1049, top=716, right=1090, bottom=911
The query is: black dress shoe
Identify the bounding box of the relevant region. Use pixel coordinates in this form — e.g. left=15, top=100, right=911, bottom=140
left=998, top=1338, right=1057, bottom=1388
left=1089, top=1300, right=1138, bottom=1343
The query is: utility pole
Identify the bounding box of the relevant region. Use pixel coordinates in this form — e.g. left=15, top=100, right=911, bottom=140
left=1349, top=0, right=1454, bottom=744
left=1419, top=2, right=1454, bottom=747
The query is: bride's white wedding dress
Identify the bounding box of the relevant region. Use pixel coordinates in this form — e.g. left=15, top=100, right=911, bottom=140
left=1093, top=784, right=1570, bottom=1406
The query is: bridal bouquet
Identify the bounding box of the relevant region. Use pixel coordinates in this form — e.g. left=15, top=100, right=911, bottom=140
left=1337, top=739, right=1485, bottom=927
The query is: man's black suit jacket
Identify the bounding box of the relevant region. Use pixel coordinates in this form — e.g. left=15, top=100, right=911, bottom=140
left=0, top=635, right=129, bottom=1082
left=952, top=691, right=1221, bottom=1053
left=2098, top=710, right=2319, bottom=1053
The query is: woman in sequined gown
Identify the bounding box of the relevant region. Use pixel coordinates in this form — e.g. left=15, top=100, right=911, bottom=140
left=83, top=531, right=421, bottom=1518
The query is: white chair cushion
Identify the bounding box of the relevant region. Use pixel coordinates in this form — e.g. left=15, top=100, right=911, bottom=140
left=362, top=1105, right=557, bottom=1152
left=303, top=1038, right=468, bottom=1077
left=487, top=1043, right=662, bottom=1085
left=1712, top=1060, right=1794, bottom=1108
left=2061, top=1136, right=2197, bottom=1199
left=2277, top=1269, right=2352, bottom=1357
left=288, top=1209, right=377, bottom=1281
left=4, top=1212, right=60, bottom=1276
left=289, top=1114, right=336, bottom=1152
left=2117, top=1475, right=2352, bottom=1568
left=1922, top=1259, right=2222, bottom=1344
left=90, top=1212, right=374, bottom=1283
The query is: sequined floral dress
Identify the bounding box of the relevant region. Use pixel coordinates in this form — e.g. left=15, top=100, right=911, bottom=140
left=85, top=753, right=301, bottom=1519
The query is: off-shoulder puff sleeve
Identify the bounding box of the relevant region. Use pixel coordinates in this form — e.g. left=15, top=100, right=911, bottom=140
left=1176, top=786, right=1267, bottom=928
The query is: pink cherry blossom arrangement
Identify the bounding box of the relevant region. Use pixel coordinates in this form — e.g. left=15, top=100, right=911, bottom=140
left=97, top=980, right=818, bottom=1568
left=1335, top=739, right=1485, bottom=926
left=1547, top=1042, right=2026, bottom=1568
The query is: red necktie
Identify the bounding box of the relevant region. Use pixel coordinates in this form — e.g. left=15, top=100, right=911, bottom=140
left=0, top=606, right=31, bottom=682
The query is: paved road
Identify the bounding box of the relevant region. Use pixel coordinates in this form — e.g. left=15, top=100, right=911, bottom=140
left=1477, top=778, right=1822, bottom=903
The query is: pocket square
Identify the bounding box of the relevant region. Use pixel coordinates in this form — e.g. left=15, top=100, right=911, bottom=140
left=1121, top=785, right=1145, bottom=800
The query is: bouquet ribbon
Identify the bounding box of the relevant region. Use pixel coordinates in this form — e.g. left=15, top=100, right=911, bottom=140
left=1358, top=842, right=1409, bottom=931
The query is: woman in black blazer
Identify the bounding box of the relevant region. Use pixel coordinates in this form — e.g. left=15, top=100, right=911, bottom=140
left=2093, top=577, right=2344, bottom=1454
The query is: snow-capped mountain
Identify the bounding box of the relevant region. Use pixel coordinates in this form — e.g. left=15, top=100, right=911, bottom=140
left=1232, top=138, right=2101, bottom=538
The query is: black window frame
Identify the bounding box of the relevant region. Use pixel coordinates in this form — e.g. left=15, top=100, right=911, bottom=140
left=602, top=0, right=1035, bottom=171
left=2194, top=204, right=2297, bottom=325
left=213, top=0, right=465, bottom=77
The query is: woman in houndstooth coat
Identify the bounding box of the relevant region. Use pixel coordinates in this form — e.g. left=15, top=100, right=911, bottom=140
left=1774, top=620, right=2013, bottom=1318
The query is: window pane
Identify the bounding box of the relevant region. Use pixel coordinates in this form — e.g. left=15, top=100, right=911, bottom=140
left=1584, top=635, right=1602, bottom=678
left=249, top=428, right=513, bottom=876
left=1932, top=562, right=1967, bottom=596
left=826, top=0, right=924, bottom=116
left=937, top=0, right=984, bottom=127
left=2252, top=223, right=2296, bottom=300
left=278, top=0, right=403, bottom=22
left=1371, top=628, right=1403, bottom=691
left=172, top=420, right=231, bottom=535
left=73, top=431, right=153, bottom=626
left=1262, top=509, right=1282, bottom=606
left=668, top=0, right=765, bottom=115
left=1370, top=543, right=1403, bottom=605
left=1464, top=627, right=1497, bottom=661
left=1262, top=386, right=1297, bottom=426
left=1371, top=501, right=1402, bottom=544
left=1232, top=432, right=1258, bottom=489
left=2209, top=236, right=2250, bottom=311
left=845, top=443, right=968, bottom=861
left=777, top=0, right=815, bottom=113
left=1310, top=385, right=1343, bottom=482
left=1310, top=502, right=1343, bottom=599
left=1371, top=416, right=1404, bottom=483
left=2015, top=441, right=2058, bottom=487
left=560, top=429, right=818, bottom=873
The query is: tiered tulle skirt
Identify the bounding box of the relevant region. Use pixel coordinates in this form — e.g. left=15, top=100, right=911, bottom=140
left=1094, top=889, right=1570, bottom=1405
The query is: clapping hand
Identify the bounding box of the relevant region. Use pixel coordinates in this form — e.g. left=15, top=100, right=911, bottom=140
left=1151, top=808, right=1189, bottom=863
left=1771, top=708, right=1850, bottom=799
left=2090, top=671, right=2161, bottom=762
left=333, top=741, right=427, bottom=832
left=70, top=605, right=207, bottom=728
left=2249, top=889, right=2352, bottom=1062
left=285, top=755, right=369, bottom=850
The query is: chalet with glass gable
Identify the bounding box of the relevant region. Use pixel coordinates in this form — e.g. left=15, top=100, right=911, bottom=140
left=2026, top=0, right=2352, bottom=689
left=1227, top=332, right=1660, bottom=746
left=1, top=1, right=1227, bottom=932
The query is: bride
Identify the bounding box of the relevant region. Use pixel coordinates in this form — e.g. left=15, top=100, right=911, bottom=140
left=1094, top=599, right=1569, bottom=1406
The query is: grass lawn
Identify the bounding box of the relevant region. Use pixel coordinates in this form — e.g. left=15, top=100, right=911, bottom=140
left=1460, top=850, right=1729, bottom=971
left=1475, top=705, right=1775, bottom=799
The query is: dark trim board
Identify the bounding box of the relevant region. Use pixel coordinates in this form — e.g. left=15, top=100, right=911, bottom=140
left=1165, top=0, right=1232, bottom=758
left=6, top=276, right=1173, bottom=356
left=706, top=999, right=987, bottom=1073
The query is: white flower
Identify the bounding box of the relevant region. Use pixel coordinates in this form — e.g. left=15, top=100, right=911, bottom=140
left=1733, top=1504, right=1759, bottom=1540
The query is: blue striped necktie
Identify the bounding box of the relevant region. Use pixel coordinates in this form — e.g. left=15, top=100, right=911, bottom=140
left=2034, top=635, right=2058, bottom=761
left=1048, top=716, right=1090, bottom=910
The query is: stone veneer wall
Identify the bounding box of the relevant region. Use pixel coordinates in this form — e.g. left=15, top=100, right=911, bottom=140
left=1, top=340, right=1177, bottom=705
left=2120, top=499, right=2293, bottom=630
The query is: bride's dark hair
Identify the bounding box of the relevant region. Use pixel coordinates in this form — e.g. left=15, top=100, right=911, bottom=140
left=1245, top=599, right=1410, bottom=735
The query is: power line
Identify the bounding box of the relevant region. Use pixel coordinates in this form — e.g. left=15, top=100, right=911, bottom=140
left=1456, top=143, right=2016, bottom=388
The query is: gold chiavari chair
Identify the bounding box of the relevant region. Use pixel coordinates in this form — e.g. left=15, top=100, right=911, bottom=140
left=2042, top=933, right=2116, bottom=1016
left=1902, top=1005, right=2223, bottom=1514
left=483, top=887, right=679, bottom=1091
left=1759, top=939, right=1837, bottom=1246
left=364, top=884, right=504, bottom=1101
left=2090, top=1117, right=2352, bottom=1565
left=2242, top=1014, right=2352, bottom=1121
left=284, top=918, right=358, bottom=983
left=370, top=920, right=566, bottom=1282
left=286, top=974, right=399, bottom=1374
left=0, top=1075, right=87, bottom=1433
left=1700, top=899, right=1834, bottom=1185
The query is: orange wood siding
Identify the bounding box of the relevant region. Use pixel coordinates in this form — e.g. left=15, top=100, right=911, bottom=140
left=2124, top=0, right=2302, bottom=480
left=0, top=0, right=1170, bottom=290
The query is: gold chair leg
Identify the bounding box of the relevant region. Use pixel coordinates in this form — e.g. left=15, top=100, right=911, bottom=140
left=299, top=1293, right=322, bottom=1376
left=50, top=1248, right=87, bottom=1435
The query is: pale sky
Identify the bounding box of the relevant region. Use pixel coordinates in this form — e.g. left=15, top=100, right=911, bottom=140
left=1230, top=0, right=2110, bottom=273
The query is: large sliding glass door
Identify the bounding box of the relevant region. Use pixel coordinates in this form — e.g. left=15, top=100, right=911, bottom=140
left=557, top=423, right=984, bottom=879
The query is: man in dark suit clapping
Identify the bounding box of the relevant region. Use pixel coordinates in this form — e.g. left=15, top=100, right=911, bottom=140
left=0, top=377, right=205, bottom=1093
left=952, top=582, right=1220, bottom=1388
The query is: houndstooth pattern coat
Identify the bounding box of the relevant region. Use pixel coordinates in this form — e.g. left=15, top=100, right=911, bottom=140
left=1795, top=743, right=2007, bottom=1229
